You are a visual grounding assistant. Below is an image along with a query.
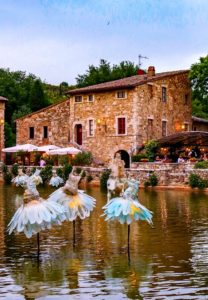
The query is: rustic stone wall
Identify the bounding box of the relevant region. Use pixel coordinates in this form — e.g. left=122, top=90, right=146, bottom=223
left=16, top=100, right=70, bottom=146
left=192, top=121, right=208, bottom=132
left=69, top=72, right=191, bottom=163
left=78, top=163, right=208, bottom=187
left=5, top=163, right=208, bottom=188
left=16, top=72, right=191, bottom=165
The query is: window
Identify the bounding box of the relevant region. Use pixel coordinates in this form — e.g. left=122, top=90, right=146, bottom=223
left=117, top=117, right=126, bottom=135
left=184, top=93, right=189, bottom=105
left=147, top=118, right=153, bottom=140
left=29, top=127, right=34, bottom=139
left=88, top=95, right=94, bottom=102
left=184, top=123, right=189, bottom=131
left=75, top=95, right=82, bottom=103
left=116, top=91, right=126, bottom=99
left=162, top=87, right=167, bottom=102
left=162, top=121, right=167, bottom=137
left=89, top=119, right=94, bottom=136
left=193, top=126, right=197, bottom=131
left=148, top=84, right=153, bottom=98
left=148, top=118, right=153, bottom=128
left=43, top=126, right=48, bottom=138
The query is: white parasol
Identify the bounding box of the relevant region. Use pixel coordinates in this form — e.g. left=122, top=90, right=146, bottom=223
left=2, top=144, right=38, bottom=153
left=36, top=145, right=61, bottom=152
left=47, top=147, right=81, bottom=155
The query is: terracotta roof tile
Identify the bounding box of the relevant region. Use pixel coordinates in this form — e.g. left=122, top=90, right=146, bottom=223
left=67, top=70, right=189, bottom=95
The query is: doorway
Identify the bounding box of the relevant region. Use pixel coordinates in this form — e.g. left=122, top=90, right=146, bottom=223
left=75, top=124, right=82, bottom=145
left=115, top=150, right=130, bottom=168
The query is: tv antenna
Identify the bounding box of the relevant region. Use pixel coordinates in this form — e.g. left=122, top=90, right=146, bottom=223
left=138, top=54, right=149, bottom=69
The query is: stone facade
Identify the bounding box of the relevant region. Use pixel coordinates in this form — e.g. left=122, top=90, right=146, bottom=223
left=192, top=116, right=208, bottom=131
left=16, top=69, right=192, bottom=165
left=16, top=100, right=70, bottom=146
left=68, top=71, right=191, bottom=164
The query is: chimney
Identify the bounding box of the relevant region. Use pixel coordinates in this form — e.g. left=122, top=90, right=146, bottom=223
left=147, top=66, right=155, bottom=77
left=137, top=69, right=145, bottom=75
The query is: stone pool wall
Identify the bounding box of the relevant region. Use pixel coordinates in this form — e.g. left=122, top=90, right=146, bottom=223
left=81, top=163, right=208, bottom=187
left=1, top=163, right=208, bottom=188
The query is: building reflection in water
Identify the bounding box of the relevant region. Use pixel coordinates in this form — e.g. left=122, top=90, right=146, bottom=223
left=1, top=186, right=208, bottom=298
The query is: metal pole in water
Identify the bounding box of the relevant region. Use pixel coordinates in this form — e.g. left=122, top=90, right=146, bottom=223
left=127, top=224, right=131, bottom=264
left=73, top=220, right=76, bottom=246
left=37, top=232, right=40, bottom=258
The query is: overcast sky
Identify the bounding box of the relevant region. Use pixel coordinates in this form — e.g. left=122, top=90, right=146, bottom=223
left=0, top=0, right=207, bottom=85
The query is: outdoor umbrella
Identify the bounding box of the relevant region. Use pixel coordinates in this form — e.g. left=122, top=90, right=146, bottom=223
left=47, top=147, right=81, bottom=155
left=36, top=145, right=60, bottom=152
left=2, top=144, right=38, bottom=153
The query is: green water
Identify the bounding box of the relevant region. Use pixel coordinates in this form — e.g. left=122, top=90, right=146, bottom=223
left=0, top=185, right=208, bottom=299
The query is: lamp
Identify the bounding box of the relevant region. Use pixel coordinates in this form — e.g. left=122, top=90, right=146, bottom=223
left=96, top=119, right=107, bottom=132
left=181, top=124, right=185, bottom=130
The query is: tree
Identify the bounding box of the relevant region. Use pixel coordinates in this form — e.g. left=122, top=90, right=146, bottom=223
left=29, top=79, right=50, bottom=111
left=4, top=122, right=15, bottom=147
left=76, top=59, right=138, bottom=87
left=189, top=55, right=208, bottom=118
left=0, top=68, right=63, bottom=146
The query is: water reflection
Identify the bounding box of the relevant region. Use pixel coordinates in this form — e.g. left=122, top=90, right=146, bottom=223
left=0, top=185, right=208, bottom=299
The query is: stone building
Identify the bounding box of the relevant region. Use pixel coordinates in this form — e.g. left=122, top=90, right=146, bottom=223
left=16, top=67, right=191, bottom=167
left=16, top=99, right=70, bottom=146
left=192, top=116, right=208, bottom=132
left=0, top=96, right=7, bottom=162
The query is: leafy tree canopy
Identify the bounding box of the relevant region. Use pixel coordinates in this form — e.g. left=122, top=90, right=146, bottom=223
left=76, top=59, right=138, bottom=87
left=0, top=68, right=69, bottom=146
left=189, top=55, right=208, bottom=118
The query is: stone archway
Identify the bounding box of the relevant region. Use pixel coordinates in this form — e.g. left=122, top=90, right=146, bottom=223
left=115, top=150, right=130, bottom=168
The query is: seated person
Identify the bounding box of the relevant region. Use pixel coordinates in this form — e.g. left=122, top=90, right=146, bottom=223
left=177, top=155, right=185, bottom=163
left=154, top=155, right=162, bottom=163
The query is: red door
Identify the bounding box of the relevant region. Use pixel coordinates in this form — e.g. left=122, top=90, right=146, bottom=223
left=76, top=124, right=82, bottom=145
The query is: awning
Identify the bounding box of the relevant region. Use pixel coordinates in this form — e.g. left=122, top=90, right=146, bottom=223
left=157, top=131, right=208, bottom=147
left=2, top=144, right=38, bottom=153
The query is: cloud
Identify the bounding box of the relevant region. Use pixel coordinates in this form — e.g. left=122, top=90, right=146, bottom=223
left=0, top=0, right=208, bottom=84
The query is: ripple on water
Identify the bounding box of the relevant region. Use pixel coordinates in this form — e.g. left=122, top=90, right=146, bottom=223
left=0, top=187, right=208, bottom=299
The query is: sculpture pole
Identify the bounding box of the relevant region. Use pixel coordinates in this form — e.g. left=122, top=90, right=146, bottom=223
left=73, top=220, right=76, bottom=246
left=37, top=232, right=40, bottom=257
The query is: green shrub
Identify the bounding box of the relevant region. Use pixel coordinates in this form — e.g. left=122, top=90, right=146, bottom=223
left=11, top=163, right=19, bottom=176
left=149, top=173, right=158, bottom=186
left=45, top=157, right=54, bottom=166
left=100, top=169, right=111, bottom=190
left=131, top=153, right=148, bottom=162
left=4, top=172, right=12, bottom=184
left=194, top=161, right=208, bottom=169
left=40, top=165, right=53, bottom=184
left=56, top=168, right=63, bottom=178
left=63, top=163, right=72, bottom=181
left=189, top=173, right=208, bottom=189
left=2, top=164, right=8, bottom=174
left=144, top=140, right=159, bottom=162
left=75, top=167, right=82, bottom=174
left=144, top=181, right=150, bottom=188
left=87, top=174, right=93, bottom=182
left=72, top=151, right=93, bottom=166
left=58, top=155, right=69, bottom=165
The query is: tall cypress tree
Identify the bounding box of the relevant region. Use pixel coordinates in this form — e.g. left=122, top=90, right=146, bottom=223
left=29, top=79, right=49, bottom=111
